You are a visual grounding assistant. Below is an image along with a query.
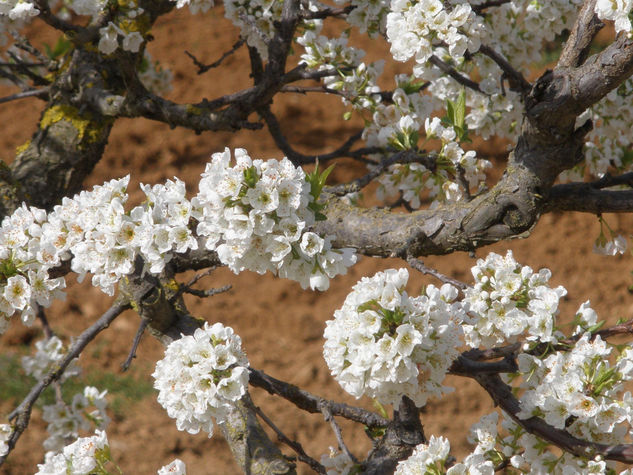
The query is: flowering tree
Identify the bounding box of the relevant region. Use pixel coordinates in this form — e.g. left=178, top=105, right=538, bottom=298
left=1, top=0, right=633, bottom=473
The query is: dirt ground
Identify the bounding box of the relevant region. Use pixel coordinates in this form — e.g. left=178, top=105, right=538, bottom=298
left=1, top=7, right=633, bottom=475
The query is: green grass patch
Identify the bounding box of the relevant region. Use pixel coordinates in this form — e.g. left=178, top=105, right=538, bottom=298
left=0, top=353, right=155, bottom=418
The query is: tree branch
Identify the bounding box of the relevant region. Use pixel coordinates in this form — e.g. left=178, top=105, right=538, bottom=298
left=363, top=396, right=425, bottom=475
left=472, top=373, right=633, bottom=463
left=249, top=368, right=389, bottom=429
left=429, top=55, right=482, bottom=93
left=558, top=0, right=605, bottom=68
left=0, top=300, right=130, bottom=466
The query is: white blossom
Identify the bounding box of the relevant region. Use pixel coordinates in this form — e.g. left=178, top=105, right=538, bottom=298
left=324, top=269, right=463, bottom=406
left=158, top=458, right=187, bottom=475
left=152, top=322, right=249, bottom=436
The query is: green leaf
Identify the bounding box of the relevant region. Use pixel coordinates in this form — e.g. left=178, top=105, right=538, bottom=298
left=402, top=79, right=426, bottom=95
left=44, top=36, right=72, bottom=60
left=343, top=110, right=352, bottom=121
left=243, top=165, right=259, bottom=188
left=446, top=98, right=455, bottom=126
left=454, top=88, right=466, bottom=130
left=306, top=161, right=335, bottom=202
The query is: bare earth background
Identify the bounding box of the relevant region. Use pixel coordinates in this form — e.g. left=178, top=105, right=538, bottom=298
left=1, top=7, right=633, bottom=475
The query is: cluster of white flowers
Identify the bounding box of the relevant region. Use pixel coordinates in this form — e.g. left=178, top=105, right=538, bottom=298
left=377, top=115, right=490, bottom=208
left=395, top=434, right=494, bottom=475
left=0, top=424, right=10, bottom=457
left=223, top=0, right=283, bottom=61
left=464, top=350, right=633, bottom=474
left=21, top=335, right=80, bottom=382
left=64, top=0, right=107, bottom=17
left=170, top=0, right=215, bottom=15
left=158, top=458, right=187, bottom=475
left=98, top=19, right=145, bottom=55
left=35, top=430, right=110, bottom=475
left=594, top=233, right=628, bottom=255
left=193, top=148, right=356, bottom=291
left=152, top=322, right=249, bottom=436
left=595, top=0, right=633, bottom=35
left=0, top=0, right=38, bottom=21
left=298, top=27, right=384, bottom=112
left=323, top=269, right=463, bottom=407
left=562, top=79, right=633, bottom=181
left=0, top=203, right=67, bottom=330
left=518, top=334, right=633, bottom=442
left=333, top=0, right=389, bottom=37
left=386, top=1, right=483, bottom=65
left=41, top=386, right=109, bottom=453
left=462, top=250, right=567, bottom=348
left=0, top=147, right=355, bottom=334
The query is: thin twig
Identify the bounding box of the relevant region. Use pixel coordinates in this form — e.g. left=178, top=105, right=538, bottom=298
left=259, top=106, right=374, bottom=165
left=429, top=55, right=482, bottom=93
left=407, top=258, right=470, bottom=292
left=249, top=367, right=389, bottom=429
left=321, top=404, right=359, bottom=465
left=478, top=44, right=531, bottom=95
left=0, top=87, right=50, bottom=105
left=250, top=401, right=326, bottom=474
left=325, top=149, right=436, bottom=196
left=0, top=300, right=130, bottom=466
left=121, top=318, right=149, bottom=372
left=35, top=307, right=64, bottom=403
left=182, top=285, right=232, bottom=299
left=185, top=38, right=245, bottom=75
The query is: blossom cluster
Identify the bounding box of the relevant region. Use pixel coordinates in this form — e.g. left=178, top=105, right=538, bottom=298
left=595, top=0, right=633, bottom=35
left=152, top=322, right=249, bottom=436
left=35, top=430, right=110, bottom=475
left=323, top=268, right=463, bottom=407
left=298, top=30, right=384, bottom=112
left=0, top=0, right=39, bottom=21
left=462, top=250, right=567, bottom=348
left=193, top=148, right=356, bottom=291
left=517, top=334, right=633, bottom=443
left=377, top=115, right=491, bottom=208
left=21, top=335, right=80, bottom=383
left=457, top=333, right=633, bottom=474
left=170, top=0, right=215, bottom=15
left=0, top=148, right=355, bottom=334
left=332, top=0, right=389, bottom=37
left=223, top=0, right=284, bottom=61
left=394, top=434, right=494, bottom=475
left=386, top=1, right=483, bottom=66
left=41, top=386, right=109, bottom=453
left=0, top=203, right=67, bottom=329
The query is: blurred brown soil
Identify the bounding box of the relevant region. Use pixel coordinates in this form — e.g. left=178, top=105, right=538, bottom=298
left=1, top=7, right=633, bottom=475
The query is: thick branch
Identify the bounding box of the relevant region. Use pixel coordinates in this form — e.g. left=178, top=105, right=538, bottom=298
left=363, top=397, right=425, bottom=475
left=558, top=0, right=604, bottom=68
left=546, top=185, right=633, bottom=213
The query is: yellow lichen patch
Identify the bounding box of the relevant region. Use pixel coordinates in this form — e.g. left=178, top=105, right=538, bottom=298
left=185, top=104, right=203, bottom=116
left=15, top=140, right=31, bottom=156
left=164, top=279, right=180, bottom=292
left=40, top=104, right=110, bottom=146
